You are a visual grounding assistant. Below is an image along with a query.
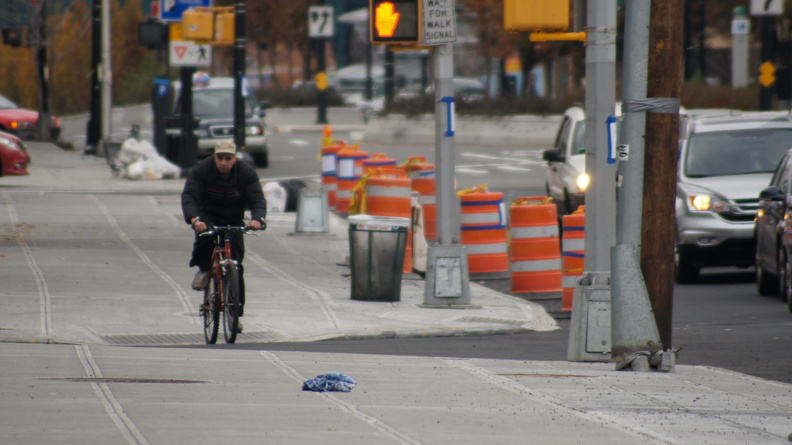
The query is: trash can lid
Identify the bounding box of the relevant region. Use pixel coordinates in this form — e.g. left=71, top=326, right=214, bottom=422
left=348, top=215, right=410, bottom=230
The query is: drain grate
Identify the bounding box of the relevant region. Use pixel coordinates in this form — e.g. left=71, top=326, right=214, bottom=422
left=100, top=330, right=284, bottom=345
left=455, top=316, right=528, bottom=326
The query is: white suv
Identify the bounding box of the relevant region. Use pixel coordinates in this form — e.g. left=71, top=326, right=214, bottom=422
left=541, top=106, right=588, bottom=214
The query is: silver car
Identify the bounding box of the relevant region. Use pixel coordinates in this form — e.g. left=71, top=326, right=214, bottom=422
left=675, top=111, right=792, bottom=283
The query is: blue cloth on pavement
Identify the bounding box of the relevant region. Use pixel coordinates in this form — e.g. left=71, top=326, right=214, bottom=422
left=302, top=373, right=357, bottom=392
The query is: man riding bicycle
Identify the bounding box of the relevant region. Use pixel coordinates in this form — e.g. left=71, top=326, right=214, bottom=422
left=181, top=140, right=267, bottom=332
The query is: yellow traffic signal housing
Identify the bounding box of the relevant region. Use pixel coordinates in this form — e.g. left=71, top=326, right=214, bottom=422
left=504, top=0, right=569, bottom=32
left=182, top=10, right=214, bottom=41
left=370, top=0, right=421, bottom=44
left=214, top=12, right=234, bottom=45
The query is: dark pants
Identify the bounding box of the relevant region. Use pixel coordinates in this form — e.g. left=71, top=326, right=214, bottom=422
left=190, top=231, right=247, bottom=316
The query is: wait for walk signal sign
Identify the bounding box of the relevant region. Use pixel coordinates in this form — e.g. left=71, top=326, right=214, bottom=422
left=370, top=0, right=421, bottom=44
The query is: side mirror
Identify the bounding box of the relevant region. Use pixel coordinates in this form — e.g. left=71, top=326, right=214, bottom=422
left=543, top=149, right=565, bottom=163
left=759, top=186, right=785, bottom=201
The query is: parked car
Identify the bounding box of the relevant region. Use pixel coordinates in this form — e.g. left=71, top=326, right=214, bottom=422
left=0, top=130, right=30, bottom=176
left=541, top=105, right=588, bottom=214
left=675, top=111, right=792, bottom=283
left=169, top=73, right=270, bottom=167
left=0, top=94, right=61, bottom=141
left=754, top=148, right=792, bottom=310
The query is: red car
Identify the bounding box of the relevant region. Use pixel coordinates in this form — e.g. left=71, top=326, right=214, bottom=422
left=0, top=130, right=30, bottom=176
left=0, top=94, right=61, bottom=140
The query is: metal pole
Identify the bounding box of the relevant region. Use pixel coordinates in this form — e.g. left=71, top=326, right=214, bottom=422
left=384, top=46, right=394, bottom=109
left=36, top=0, right=50, bottom=141
left=316, top=39, right=328, bottom=124
left=760, top=16, right=775, bottom=110
left=87, top=0, right=101, bottom=151
left=423, top=43, right=470, bottom=307
left=233, top=0, right=247, bottom=150
left=731, top=8, right=749, bottom=88
left=567, top=0, right=617, bottom=362
left=100, top=0, right=112, bottom=154
left=611, top=0, right=661, bottom=363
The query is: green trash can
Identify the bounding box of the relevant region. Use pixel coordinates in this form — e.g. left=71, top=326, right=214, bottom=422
left=348, top=215, right=410, bottom=301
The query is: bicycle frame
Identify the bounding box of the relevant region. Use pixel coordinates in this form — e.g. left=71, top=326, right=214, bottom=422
left=199, top=225, right=257, bottom=344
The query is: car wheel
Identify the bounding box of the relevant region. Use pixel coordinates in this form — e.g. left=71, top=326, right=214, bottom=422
left=755, top=251, right=779, bottom=296
left=778, top=249, right=790, bottom=302
left=782, top=257, right=792, bottom=312
left=674, top=245, right=699, bottom=284
left=252, top=151, right=268, bottom=168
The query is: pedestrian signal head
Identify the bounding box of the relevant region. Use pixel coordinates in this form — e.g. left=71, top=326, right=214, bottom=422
left=370, top=0, right=421, bottom=44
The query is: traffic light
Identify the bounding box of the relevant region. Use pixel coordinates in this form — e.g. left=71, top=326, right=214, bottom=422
left=370, top=0, right=421, bottom=44
left=2, top=27, right=23, bottom=47
left=504, top=0, right=569, bottom=33
left=138, top=19, right=168, bottom=50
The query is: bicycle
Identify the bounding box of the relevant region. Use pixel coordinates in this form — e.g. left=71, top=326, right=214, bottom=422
left=198, top=225, right=262, bottom=344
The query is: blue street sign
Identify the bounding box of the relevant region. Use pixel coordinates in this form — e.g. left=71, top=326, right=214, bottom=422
left=440, top=96, right=455, bottom=137
left=606, top=115, right=618, bottom=164
left=161, top=0, right=212, bottom=22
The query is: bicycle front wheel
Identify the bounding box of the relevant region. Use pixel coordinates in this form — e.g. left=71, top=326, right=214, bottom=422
left=222, top=265, right=241, bottom=344
left=202, top=273, right=220, bottom=344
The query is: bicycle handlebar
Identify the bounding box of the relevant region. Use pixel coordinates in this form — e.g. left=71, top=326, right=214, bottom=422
left=197, top=224, right=265, bottom=238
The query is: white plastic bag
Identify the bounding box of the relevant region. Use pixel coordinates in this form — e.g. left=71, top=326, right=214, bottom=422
left=263, top=182, right=287, bottom=213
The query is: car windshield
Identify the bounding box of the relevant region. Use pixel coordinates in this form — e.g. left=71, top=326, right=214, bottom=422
left=684, top=129, right=792, bottom=177
left=0, top=95, right=18, bottom=109
left=181, top=88, right=256, bottom=117
left=572, top=120, right=586, bottom=155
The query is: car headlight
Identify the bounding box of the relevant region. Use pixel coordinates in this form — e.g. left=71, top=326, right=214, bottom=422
left=246, top=125, right=263, bottom=136
left=0, top=135, right=22, bottom=151
left=686, top=192, right=727, bottom=212
left=195, top=128, right=209, bottom=137
left=10, top=120, right=33, bottom=130
left=576, top=173, right=590, bottom=192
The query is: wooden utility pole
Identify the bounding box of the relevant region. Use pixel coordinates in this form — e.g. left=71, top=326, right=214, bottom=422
left=641, top=0, right=684, bottom=350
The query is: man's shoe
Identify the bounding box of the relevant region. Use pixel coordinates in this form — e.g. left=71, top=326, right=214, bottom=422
left=236, top=320, right=243, bottom=333
left=192, top=270, right=210, bottom=291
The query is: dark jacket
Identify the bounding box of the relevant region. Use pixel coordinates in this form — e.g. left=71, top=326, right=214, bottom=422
left=181, top=157, right=267, bottom=226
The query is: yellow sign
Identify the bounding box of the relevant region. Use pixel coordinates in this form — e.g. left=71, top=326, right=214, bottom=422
left=759, top=61, right=776, bottom=87
left=170, top=23, right=183, bottom=41
left=316, top=72, right=328, bottom=91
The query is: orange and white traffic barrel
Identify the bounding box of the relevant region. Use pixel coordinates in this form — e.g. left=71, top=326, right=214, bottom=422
left=335, top=146, right=369, bottom=214
left=509, top=197, right=562, bottom=294
left=561, top=206, right=585, bottom=311
left=459, top=186, right=510, bottom=279
left=401, top=159, right=436, bottom=243
left=362, top=153, right=396, bottom=174
left=364, top=169, right=414, bottom=273
left=321, top=141, right=347, bottom=210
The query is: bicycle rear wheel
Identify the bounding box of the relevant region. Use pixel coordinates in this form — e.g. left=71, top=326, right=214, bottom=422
left=202, top=273, right=220, bottom=344
left=222, top=265, right=241, bottom=344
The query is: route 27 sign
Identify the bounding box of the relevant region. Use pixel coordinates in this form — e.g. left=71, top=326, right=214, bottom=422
left=309, top=6, right=334, bottom=38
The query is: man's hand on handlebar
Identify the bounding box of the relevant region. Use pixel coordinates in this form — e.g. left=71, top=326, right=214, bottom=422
left=246, top=219, right=266, bottom=231
left=192, top=218, right=207, bottom=233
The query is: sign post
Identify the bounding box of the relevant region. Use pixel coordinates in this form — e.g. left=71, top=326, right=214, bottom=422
left=309, top=5, right=334, bottom=124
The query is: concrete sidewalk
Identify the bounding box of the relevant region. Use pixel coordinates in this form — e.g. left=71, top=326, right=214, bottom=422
left=1, top=142, right=791, bottom=444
